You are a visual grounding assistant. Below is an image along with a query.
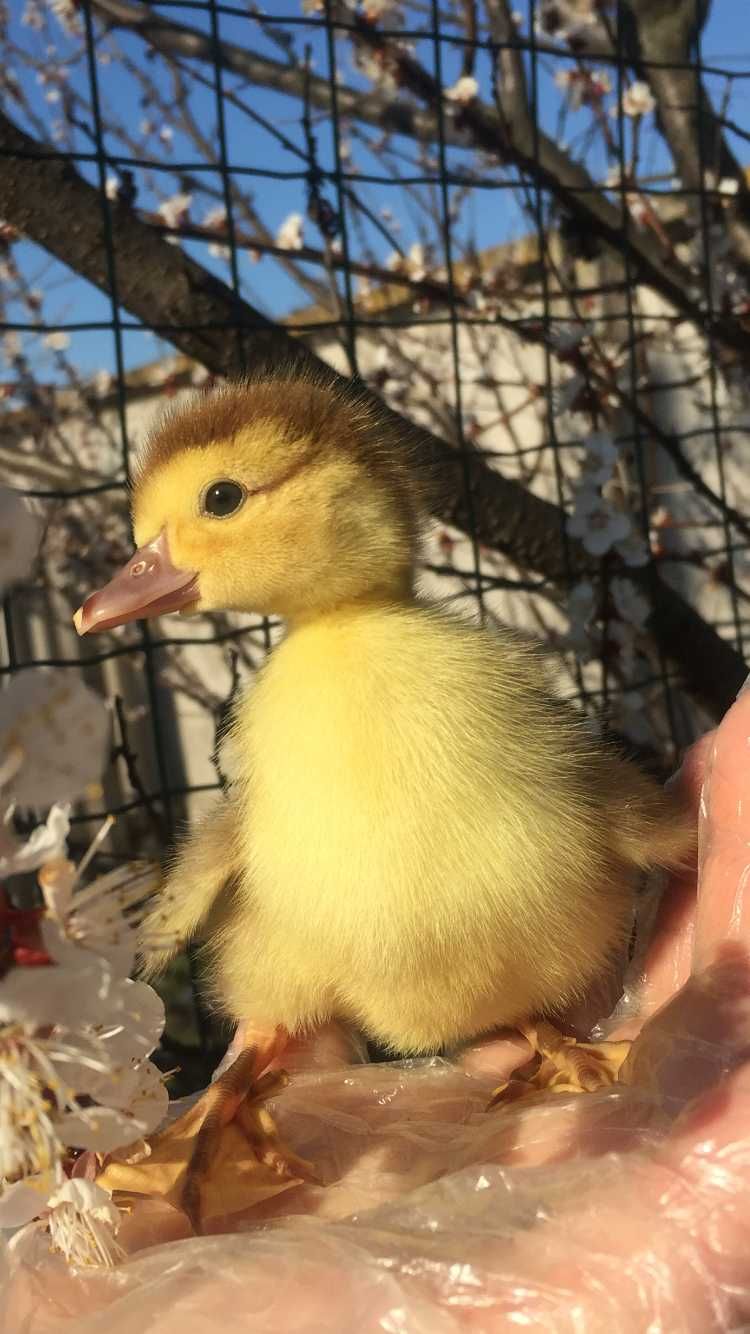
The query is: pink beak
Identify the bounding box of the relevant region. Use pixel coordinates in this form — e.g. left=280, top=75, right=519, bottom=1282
left=73, top=530, right=199, bottom=635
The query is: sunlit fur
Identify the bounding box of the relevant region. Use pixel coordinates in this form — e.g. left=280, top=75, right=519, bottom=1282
left=136, top=368, right=695, bottom=1054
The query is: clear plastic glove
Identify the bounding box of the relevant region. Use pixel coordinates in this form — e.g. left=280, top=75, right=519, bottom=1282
left=4, top=691, right=750, bottom=1333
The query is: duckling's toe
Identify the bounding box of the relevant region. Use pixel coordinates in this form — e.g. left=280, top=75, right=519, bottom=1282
left=97, top=1039, right=316, bottom=1237
left=487, top=1020, right=632, bottom=1109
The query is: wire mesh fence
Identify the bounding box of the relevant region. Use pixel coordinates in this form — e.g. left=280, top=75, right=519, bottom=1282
left=1, top=0, right=748, bottom=1087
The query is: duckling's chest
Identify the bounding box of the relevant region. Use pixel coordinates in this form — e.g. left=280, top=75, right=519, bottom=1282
left=227, top=622, right=491, bottom=933
left=236, top=663, right=426, bottom=900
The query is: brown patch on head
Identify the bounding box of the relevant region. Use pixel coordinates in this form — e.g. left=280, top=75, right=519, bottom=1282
left=135, top=362, right=430, bottom=535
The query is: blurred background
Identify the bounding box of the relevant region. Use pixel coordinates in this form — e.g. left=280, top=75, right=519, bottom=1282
left=1, top=0, right=748, bottom=1086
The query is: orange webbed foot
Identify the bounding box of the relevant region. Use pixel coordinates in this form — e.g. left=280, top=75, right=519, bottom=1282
left=98, top=1028, right=319, bottom=1234
left=487, top=1020, right=632, bottom=1109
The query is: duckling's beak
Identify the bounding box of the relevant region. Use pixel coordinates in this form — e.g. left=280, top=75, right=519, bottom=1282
left=73, top=530, right=199, bottom=635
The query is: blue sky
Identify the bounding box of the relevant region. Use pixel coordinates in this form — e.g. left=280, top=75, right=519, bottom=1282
left=4, top=0, right=749, bottom=384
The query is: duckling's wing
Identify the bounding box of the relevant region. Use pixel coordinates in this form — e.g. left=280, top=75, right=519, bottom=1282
left=138, top=794, right=243, bottom=979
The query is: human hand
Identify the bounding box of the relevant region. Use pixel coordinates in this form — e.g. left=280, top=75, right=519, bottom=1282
left=5, top=691, right=750, bottom=1331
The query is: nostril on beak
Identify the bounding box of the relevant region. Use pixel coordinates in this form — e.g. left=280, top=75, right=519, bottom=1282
left=131, top=561, right=147, bottom=577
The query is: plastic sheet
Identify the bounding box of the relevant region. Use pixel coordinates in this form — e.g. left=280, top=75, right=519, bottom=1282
left=3, top=690, right=750, bottom=1333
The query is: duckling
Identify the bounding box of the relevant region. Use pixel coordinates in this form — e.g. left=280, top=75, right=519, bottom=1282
left=74, top=366, right=693, bottom=1213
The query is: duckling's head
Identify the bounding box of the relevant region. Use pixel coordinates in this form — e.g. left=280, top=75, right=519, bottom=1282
left=74, top=367, right=425, bottom=633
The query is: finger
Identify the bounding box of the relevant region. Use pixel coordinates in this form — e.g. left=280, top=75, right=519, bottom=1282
left=459, top=1029, right=534, bottom=1080
left=213, top=1019, right=366, bottom=1083
left=608, top=733, right=711, bottom=1042
left=623, top=943, right=750, bottom=1104
left=280, top=1021, right=368, bottom=1073
left=694, top=690, right=750, bottom=972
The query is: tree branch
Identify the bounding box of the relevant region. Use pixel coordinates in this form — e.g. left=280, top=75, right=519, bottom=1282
left=0, top=107, right=743, bottom=717
left=91, top=0, right=750, bottom=367
left=625, top=0, right=750, bottom=274
left=88, top=0, right=452, bottom=147
left=357, top=10, right=750, bottom=362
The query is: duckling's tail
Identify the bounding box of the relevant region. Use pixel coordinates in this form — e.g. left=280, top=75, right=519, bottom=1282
left=604, top=761, right=697, bottom=873
left=137, top=795, right=243, bottom=980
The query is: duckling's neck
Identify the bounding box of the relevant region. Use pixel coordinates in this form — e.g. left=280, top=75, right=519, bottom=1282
left=284, top=581, right=416, bottom=632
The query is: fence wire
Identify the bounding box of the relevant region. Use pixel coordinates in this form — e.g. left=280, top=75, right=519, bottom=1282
left=1, top=0, right=748, bottom=1086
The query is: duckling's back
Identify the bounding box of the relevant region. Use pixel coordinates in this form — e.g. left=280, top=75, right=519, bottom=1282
left=217, top=603, right=691, bottom=1053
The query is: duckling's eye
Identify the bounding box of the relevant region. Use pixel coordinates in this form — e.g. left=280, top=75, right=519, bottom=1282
left=201, top=480, right=246, bottom=519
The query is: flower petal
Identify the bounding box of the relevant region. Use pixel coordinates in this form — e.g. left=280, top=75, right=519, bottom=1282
left=0, top=951, right=111, bottom=1027
left=0, top=1172, right=55, bottom=1228
left=107, top=978, right=166, bottom=1058
left=0, top=488, right=43, bottom=596
left=0, top=804, right=70, bottom=878
left=56, top=1104, right=154, bottom=1153
left=0, top=670, right=110, bottom=808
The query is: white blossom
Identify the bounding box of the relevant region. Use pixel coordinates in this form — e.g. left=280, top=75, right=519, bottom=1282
left=42, top=330, right=70, bottom=351
left=445, top=75, right=479, bottom=105
left=609, top=618, right=637, bottom=675
left=555, top=68, right=611, bottom=111
left=203, top=206, right=230, bottom=260
left=0, top=952, right=166, bottom=1191
left=579, top=430, right=618, bottom=486
left=537, top=0, right=599, bottom=45
left=554, top=372, right=585, bottom=415
left=204, top=206, right=227, bottom=229
left=48, top=0, right=81, bottom=33
left=567, top=487, right=631, bottom=556
left=104, top=176, right=120, bottom=202
left=360, top=0, right=400, bottom=17
left=611, top=576, right=650, bottom=629
left=589, top=70, right=612, bottom=98
left=47, top=1179, right=123, bottom=1267
left=0, top=1037, right=65, bottom=1186
left=614, top=531, right=650, bottom=567
left=2, top=332, right=21, bottom=363
left=22, top=2, right=44, bottom=29
left=565, top=579, right=598, bottom=654
left=40, top=850, right=161, bottom=978
left=704, top=171, right=740, bottom=198
left=275, top=212, right=304, bottom=251
left=621, top=81, right=655, bottom=118
left=647, top=505, right=671, bottom=553
left=407, top=242, right=426, bottom=281
left=0, top=803, right=70, bottom=878
left=158, top=125, right=174, bottom=147
left=0, top=1173, right=57, bottom=1228
left=92, top=368, right=113, bottom=397
left=353, top=47, right=398, bottom=92
left=157, top=192, right=192, bottom=237
left=0, top=839, right=167, bottom=1248
left=0, top=669, right=110, bottom=808
left=632, top=194, right=657, bottom=228
left=0, top=488, right=42, bottom=596
left=548, top=321, right=589, bottom=354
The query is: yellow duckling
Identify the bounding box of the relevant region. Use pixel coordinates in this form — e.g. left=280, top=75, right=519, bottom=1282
left=75, top=366, right=696, bottom=1225
left=75, top=365, right=693, bottom=1059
